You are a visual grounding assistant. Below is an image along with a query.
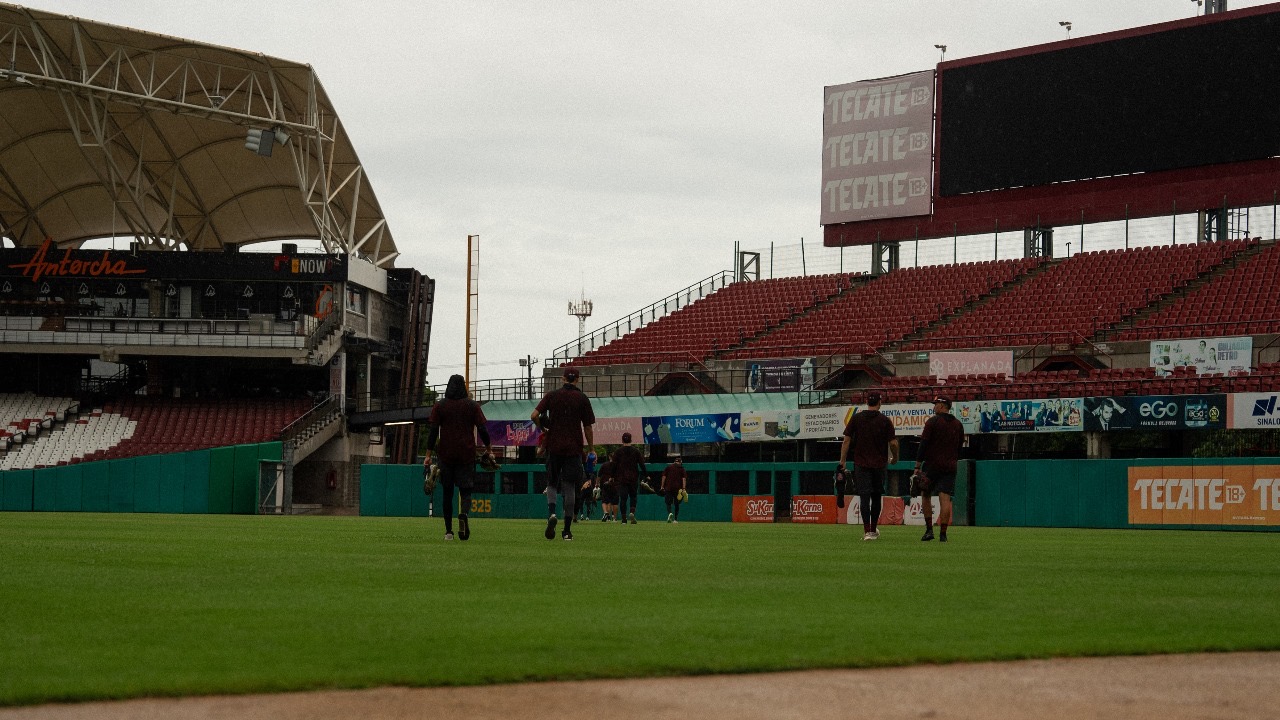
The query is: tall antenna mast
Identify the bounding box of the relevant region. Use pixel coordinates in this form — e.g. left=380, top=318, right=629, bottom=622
left=466, top=234, right=480, bottom=386
left=568, top=289, right=593, bottom=357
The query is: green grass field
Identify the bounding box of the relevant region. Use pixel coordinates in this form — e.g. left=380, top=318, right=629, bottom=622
left=2, top=512, right=1278, bottom=706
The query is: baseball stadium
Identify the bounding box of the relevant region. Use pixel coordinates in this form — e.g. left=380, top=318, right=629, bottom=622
left=1, top=1, right=1279, bottom=718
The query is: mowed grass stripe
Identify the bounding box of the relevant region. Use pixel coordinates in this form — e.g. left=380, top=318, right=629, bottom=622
left=1, top=513, right=1277, bottom=705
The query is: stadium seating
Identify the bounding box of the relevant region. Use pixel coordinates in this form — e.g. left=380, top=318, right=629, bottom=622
left=574, top=274, right=854, bottom=366
left=0, top=397, right=313, bottom=469
left=725, top=258, right=1043, bottom=359
left=904, top=240, right=1254, bottom=351
left=1115, top=242, right=1280, bottom=341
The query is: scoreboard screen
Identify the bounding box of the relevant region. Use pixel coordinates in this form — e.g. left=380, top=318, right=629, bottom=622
left=939, top=10, right=1280, bottom=197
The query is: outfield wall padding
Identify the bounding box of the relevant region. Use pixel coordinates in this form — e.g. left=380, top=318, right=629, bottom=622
left=0, top=442, right=281, bottom=515
left=976, top=457, right=1279, bottom=531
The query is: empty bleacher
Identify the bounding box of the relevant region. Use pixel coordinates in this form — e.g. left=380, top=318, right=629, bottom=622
left=574, top=274, right=853, bottom=366
left=0, top=392, right=78, bottom=451
left=726, top=258, right=1043, bottom=359
left=904, top=240, right=1255, bottom=351
left=1116, top=242, right=1280, bottom=341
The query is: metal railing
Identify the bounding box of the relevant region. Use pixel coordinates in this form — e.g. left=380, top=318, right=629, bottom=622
left=0, top=329, right=306, bottom=349
left=550, top=270, right=734, bottom=363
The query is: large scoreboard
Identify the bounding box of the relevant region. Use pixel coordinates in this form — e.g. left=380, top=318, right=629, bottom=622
left=823, top=2, right=1280, bottom=246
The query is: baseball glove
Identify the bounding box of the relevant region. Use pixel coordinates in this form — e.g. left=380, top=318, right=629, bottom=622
left=640, top=479, right=657, bottom=494
left=833, top=467, right=848, bottom=508
left=677, top=488, right=688, bottom=503
left=909, top=469, right=930, bottom=497
left=478, top=451, right=499, bottom=472
left=423, top=461, right=440, bottom=495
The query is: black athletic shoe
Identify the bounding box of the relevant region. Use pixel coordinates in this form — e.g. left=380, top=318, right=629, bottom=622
left=545, top=514, right=557, bottom=540
left=458, top=513, right=470, bottom=541
left=921, top=530, right=935, bottom=542
left=939, top=534, right=948, bottom=543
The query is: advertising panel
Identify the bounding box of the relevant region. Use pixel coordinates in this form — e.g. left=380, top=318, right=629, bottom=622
left=789, top=495, right=839, bottom=524
left=1229, top=393, right=1280, bottom=429
left=732, top=495, right=776, bottom=523
left=1129, top=465, right=1280, bottom=526
left=642, top=414, right=740, bottom=444
left=739, top=403, right=931, bottom=442
left=821, top=70, right=935, bottom=225
left=1149, top=336, right=1251, bottom=376
left=954, top=398, right=1084, bottom=434
left=485, top=420, right=541, bottom=447
left=745, top=358, right=815, bottom=393
left=929, top=350, right=1013, bottom=380
left=1082, top=395, right=1226, bottom=431
left=591, top=416, right=644, bottom=445
left=839, top=496, right=906, bottom=526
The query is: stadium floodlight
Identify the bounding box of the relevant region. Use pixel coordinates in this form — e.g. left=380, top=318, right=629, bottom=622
left=245, top=128, right=273, bottom=157
left=1059, top=21, right=1072, bottom=39
left=1192, top=0, right=1203, bottom=16
left=934, top=44, right=947, bottom=61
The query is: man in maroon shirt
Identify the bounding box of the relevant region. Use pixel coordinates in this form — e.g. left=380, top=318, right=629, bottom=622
left=659, top=455, right=687, bottom=523
left=531, top=367, right=595, bottom=541
left=838, top=392, right=899, bottom=541
left=916, top=396, right=966, bottom=542
left=610, top=432, right=648, bottom=525
left=424, top=375, right=492, bottom=541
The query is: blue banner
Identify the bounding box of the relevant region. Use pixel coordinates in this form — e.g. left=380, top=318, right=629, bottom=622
left=642, top=413, right=741, bottom=444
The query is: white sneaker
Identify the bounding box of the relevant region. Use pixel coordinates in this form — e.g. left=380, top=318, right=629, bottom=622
left=870, top=530, right=880, bottom=540
left=672, top=519, right=679, bottom=524
left=862, top=532, right=873, bottom=541
left=667, top=513, right=674, bottom=523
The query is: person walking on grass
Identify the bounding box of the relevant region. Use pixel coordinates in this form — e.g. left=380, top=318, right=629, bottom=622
left=611, top=432, right=647, bottom=524
left=598, top=459, right=619, bottom=522
left=531, top=367, right=595, bottom=541
left=660, top=455, right=687, bottom=523
left=424, top=374, right=492, bottom=541
left=837, top=392, right=898, bottom=541
left=916, top=396, right=966, bottom=543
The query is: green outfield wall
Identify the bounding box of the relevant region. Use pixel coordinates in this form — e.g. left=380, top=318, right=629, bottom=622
left=0, top=443, right=282, bottom=514
left=360, top=461, right=973, bottom=524
left=976, top=457, right=1280, bottom=532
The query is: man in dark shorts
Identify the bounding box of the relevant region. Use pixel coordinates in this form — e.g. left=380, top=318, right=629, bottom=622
left=916, top=396, right=966, bottom=542
left=837, top=392, right=898, bottom=541
left=611, top=432, right=647, bottom=525
left=531, top=367, right=595, bottom=541
left=597, top=460, right=619, bottom=522
left=659, top=455, right=687, bottom=523
left=424, top=374, right=492, bottom=541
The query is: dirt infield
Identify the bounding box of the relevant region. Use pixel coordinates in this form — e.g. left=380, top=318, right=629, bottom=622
left=3, top=652, right=1274, bottom=719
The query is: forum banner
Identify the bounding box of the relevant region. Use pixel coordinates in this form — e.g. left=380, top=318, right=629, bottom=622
left=821, top=70, right=935, bottom=225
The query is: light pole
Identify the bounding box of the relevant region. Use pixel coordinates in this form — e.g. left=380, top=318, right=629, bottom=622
left=1059, top=21, right=1072, bottom=39
left=519, top=355, right=540, bottom=400
left=934, top=44, right=947, bottom=62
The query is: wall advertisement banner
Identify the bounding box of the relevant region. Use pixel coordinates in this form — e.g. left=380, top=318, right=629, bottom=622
left=954, top=398, right=1084, bottom=434
left=1149, top=336, right=1252, bottom=376
left=1129, top=465, right=1280, bottom=526
left=821, top=70, right=935, bottom=225
left=1228, top=393, right=1280, bottom=429
left=839, top=495, right=906, bottom=526
left=591, top=417, right=644, bottom=445
left=485, top=420, right=541, bottom=447
left=732, top=496, right=776, bottom=523
left=790, top=495, right=839, bottom=524
left=642, top=413, right=740, bottom=444
left=739, top=404, right=932, bottom=442
left=745, top=358, right=815, bottom=393
left=1082, top=395, right=1226, bottom=431
left=929, top=350, right=1014, bottom=380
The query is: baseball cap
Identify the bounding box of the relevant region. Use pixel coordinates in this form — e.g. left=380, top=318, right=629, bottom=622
left=933, top=396, right=952, bottom=408
left=866, top=392, right=881, bottom=406
left=622, top=432, right=632, bottom=443
left=563, top=367, right=580, bottom=382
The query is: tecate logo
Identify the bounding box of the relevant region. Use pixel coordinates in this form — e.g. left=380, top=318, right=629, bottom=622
left=1140, top=400, right=1178, bottom=419
left=746, top=499, right=774, bottom=517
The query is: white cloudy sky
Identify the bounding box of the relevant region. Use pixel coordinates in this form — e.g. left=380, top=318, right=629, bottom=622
left=46, top=0, right=1263, bottom=383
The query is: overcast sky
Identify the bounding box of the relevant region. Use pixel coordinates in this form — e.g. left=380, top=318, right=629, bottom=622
left=47, top=0, right=1265, bottom=384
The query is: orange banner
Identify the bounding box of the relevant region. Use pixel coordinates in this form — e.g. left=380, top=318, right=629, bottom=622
left=1128, top=465, right=1280, bottom=526
left=732, top=496, right=776, bottom=523
left=790, top=495, right=838, bottom=524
